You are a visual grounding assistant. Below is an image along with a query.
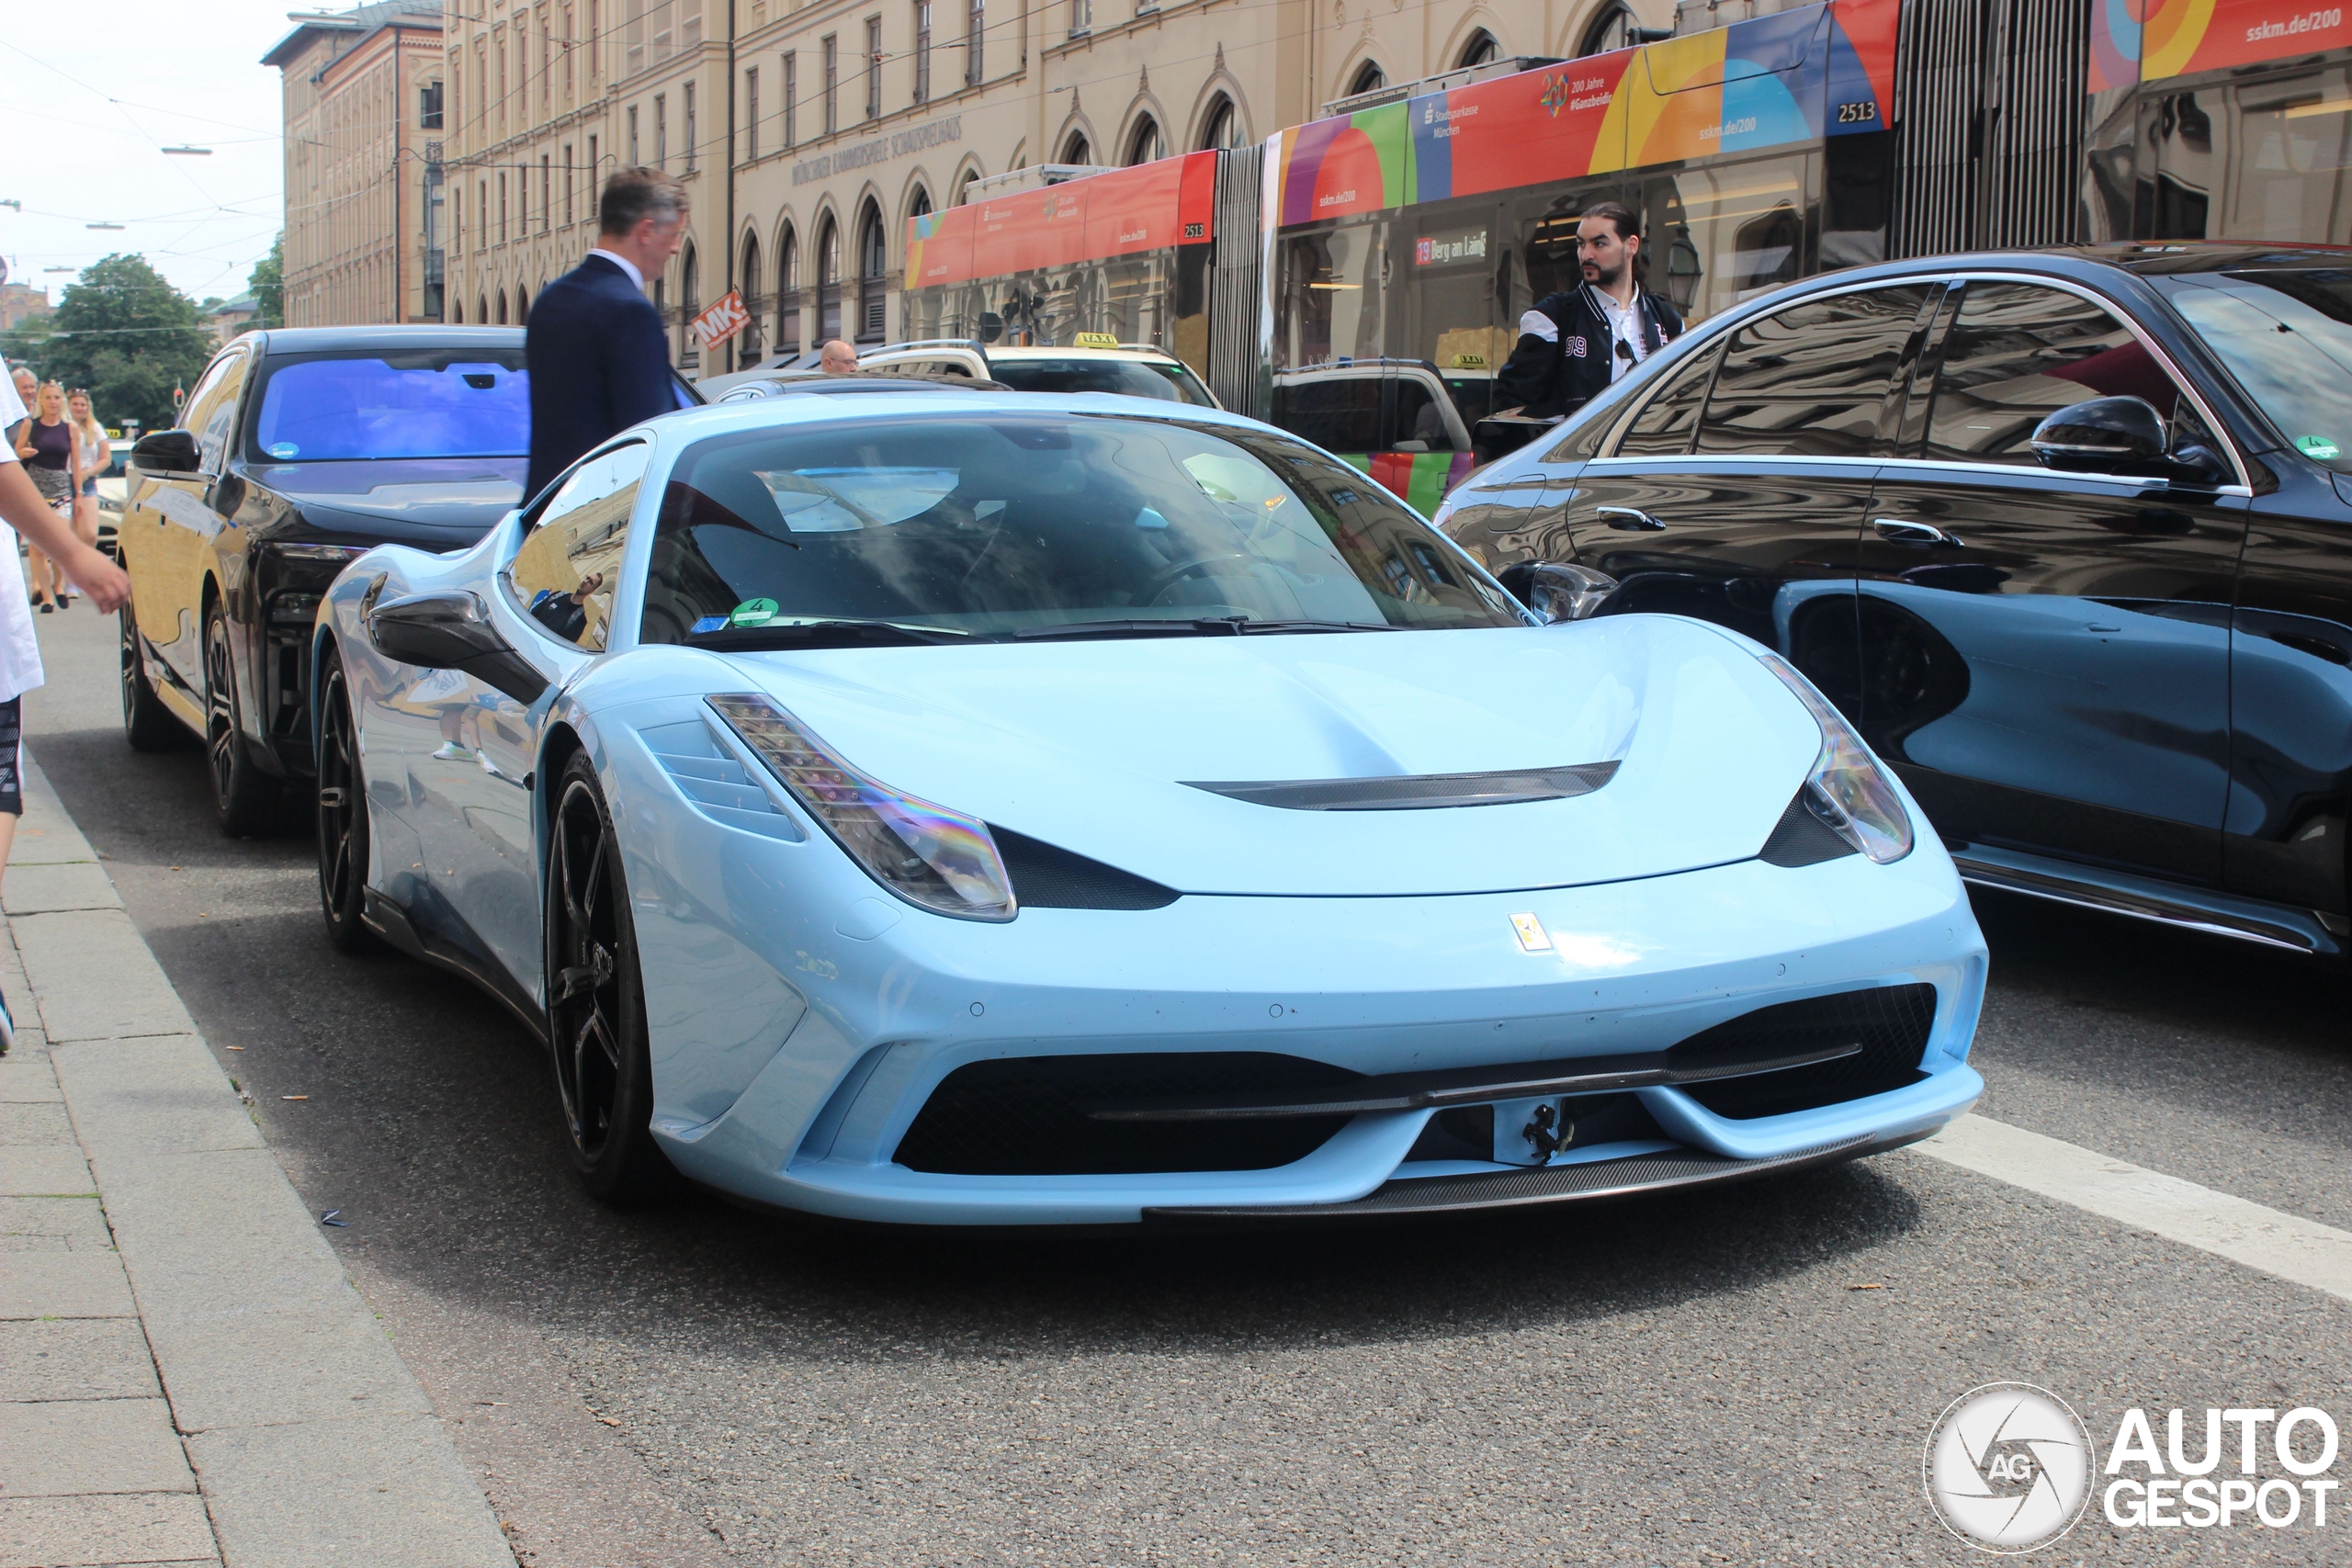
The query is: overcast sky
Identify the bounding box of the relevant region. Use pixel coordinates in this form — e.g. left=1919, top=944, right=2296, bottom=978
left=1, top=0, right=296, bottom=308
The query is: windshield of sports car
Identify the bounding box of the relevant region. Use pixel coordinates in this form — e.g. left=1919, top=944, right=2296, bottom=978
left=639, top=413, right=1526, bottom=645
left=987, top=356, right=1219, bottom=406
left=2158, top=270, right=2352, bottom=474
left=249, top=350, right=530, bottom=462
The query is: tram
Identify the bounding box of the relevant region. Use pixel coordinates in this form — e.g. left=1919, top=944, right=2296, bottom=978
left=899, top=0, right=2352, bottom=504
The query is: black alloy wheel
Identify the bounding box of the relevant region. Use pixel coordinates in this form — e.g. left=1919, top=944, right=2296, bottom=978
left=545, top=751, right=672, bottom=1201
left=119, top=605, right=181, bottom=752
left=202, top=602, right=277, bottom=837
left=313, top=650, right=377, bottom=953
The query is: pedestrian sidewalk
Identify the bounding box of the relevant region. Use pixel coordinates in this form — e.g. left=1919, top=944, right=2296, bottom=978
left=0, top=752, right=515, bottom=1568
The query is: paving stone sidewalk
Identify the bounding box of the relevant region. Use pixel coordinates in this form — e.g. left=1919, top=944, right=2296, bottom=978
left=0, top=752, right=514, bottom=1568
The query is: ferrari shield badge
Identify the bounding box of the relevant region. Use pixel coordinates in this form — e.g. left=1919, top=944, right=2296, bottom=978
left=1510, top=912, right=1552, bottom=953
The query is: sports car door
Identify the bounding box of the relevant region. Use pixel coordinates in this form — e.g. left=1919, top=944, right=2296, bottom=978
left=408, top=443, right=640, bottom=990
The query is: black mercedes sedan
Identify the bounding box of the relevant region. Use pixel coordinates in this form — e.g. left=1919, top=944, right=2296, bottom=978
left=120, top=326, right=536, bottom=833
left=1436, top=243, right=2352, bottom=961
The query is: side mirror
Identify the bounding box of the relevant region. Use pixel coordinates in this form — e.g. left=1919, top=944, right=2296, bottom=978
left=367, top=590, right=548, bottom=705
left=2030, top=395, right=2227, bottom=486
left=1497, top=561, right=1619, bottom=625
left=130, top=429, right=201, bottom=476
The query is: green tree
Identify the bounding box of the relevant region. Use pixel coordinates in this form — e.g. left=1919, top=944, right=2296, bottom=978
left=36, top=255, right=214, bottom=433
left=249, top=236, right=284, bottom=331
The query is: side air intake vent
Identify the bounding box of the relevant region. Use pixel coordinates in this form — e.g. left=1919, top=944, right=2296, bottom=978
left=1674, top=984, right=1937, bottom=1120
left=991, top=827, right=1180, bottom=910
left=895, top=1053, right=1362, bottom=1174
left=1184, top=761, right=1619, bottom=811
left=638, top=718, right=806, bottom=841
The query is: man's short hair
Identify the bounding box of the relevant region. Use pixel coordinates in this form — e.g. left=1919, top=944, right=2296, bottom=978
left=598, top=167, right=687, bottom=237
left=1579, top=201, right=1640, bottom=243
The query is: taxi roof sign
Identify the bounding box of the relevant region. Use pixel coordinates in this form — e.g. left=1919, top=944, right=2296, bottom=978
left=1073, top=331, right=1120, bottom=349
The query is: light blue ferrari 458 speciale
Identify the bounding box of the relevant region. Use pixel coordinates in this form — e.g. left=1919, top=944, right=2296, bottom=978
left=311, top=388, right=1986, bottom=1224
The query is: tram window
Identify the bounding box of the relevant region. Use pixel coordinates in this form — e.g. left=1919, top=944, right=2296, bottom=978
left=2230, top=73, right=2352, bottom=244
left=1923, top=283, right=2181, bottom=466
left=1638, top=155, right=1813, bottom=323
left=1696, top=285, right=1931, bottom=459
left=1611, top=338, right=1724, bottom=458
left=1273, top=376, right=1384, bottom=453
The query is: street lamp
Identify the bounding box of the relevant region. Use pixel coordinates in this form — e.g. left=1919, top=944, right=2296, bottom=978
left=85, top=222, right=124, bottom=231
left=160, top=146, right=212, bottom=156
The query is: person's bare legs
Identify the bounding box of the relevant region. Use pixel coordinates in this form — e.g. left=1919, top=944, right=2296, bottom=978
left=0, top=810, right=17, bottom=897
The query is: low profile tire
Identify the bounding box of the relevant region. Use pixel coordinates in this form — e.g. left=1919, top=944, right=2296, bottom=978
left=202, top=601, right=277, bottom=838
left=120, top=606, right=181, bottom=752
left=313, top=649, right=378, bottom=954
left=545, top=751, right=673, bottom=1202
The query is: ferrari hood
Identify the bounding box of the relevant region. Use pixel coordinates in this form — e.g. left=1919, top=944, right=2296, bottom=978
left=714, top=617, right=1824, bottom=898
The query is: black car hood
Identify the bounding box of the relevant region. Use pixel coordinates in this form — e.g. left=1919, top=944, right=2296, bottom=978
left=248, top=457, right=526, bottom=533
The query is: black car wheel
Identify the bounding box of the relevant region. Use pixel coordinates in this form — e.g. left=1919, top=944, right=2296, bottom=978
left=314, top=649, right=377, bottom=953
left=202, top=602, right=278, bottom=838
left=119, top=605, right=181, bottom=752
left=545, top=751, right=672, bottom=1201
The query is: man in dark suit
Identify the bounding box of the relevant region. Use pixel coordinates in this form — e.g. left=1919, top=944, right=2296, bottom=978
left=525, top=167, right=689, bottom=500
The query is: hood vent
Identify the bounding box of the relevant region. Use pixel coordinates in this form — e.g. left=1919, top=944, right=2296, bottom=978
left=1182, top=761, right=1619, bottom=812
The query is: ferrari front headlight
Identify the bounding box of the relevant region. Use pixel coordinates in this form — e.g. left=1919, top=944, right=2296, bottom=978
left=707, top=693, right=1017, bottom=920
left=1755, top=654, right=1914, bottom=864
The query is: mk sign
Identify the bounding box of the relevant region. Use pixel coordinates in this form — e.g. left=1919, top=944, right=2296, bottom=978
left=690, top=289, right=752, bottom=351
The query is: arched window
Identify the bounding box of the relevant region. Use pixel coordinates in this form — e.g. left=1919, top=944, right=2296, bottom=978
left=514, top=285, right=529, bottom=323
left=678, top=243, right=699, bottom=367
left=855, top=199, right=887, bottom=343
left=477, top=294, right=489, bottom=325
left=1060, top=130, right=1091, bottom=165
left=954, top=167, right=979, bottom=205
left=495, top=289, right=508, bottom=323
left=777, top=222, right=802, bottom=354
left=817, top=215, right=842, bottom=342
left=1199, top=95, right=1244, bottom=152
left=1348, top=61, right=1385, bottom=97
left=739, top=233, right=763, bottom=367
left=1579, top=3, right=1641, bottom=55
left=451, top=297, right=463, bottom=323
left=910, top=186, right=932, bottom=221
left=1458, top=29, right=1499, bottom=69
left=1125, top=117, right=1163, bottom=166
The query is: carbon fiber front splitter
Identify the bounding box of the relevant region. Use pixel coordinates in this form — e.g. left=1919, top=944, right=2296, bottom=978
left=1144, top=1129, right=1921, bottom=1222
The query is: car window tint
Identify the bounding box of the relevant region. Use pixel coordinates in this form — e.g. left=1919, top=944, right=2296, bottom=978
left=1272, top=378, right=1383, bottom=453
left=1924, top=282, right=2180, bottom=465
left=1695, top=286, right=1932, bottom=458
left=182, top=352, right=247, bottom=474
left=506, top=442, right=650, bottom=652
left=1612, top=338, right=1726, bottom=457
left=1392, top=379, right=1455, bottom=450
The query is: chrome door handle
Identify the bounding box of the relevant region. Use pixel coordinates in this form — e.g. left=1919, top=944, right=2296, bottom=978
left=1598, top=506, right=1667, bottom=532
left=1872, top=517, right=1962, bottom=548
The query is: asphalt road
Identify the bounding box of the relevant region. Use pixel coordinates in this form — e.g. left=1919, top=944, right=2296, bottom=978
left=25, top=600, right=2352, bottom=1565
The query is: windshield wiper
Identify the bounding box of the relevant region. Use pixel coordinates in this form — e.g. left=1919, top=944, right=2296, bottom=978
left=1229, top=619, right=1397, bottom=634
left=690, top=619, right=969, bottom=649
left=1012, top=618, right=1257, bottom=641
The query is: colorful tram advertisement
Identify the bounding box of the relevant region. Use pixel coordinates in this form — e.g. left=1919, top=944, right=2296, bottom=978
left=1266, top=0, right=1897, bottom=502
left=901, top=0, right=2352, bottom=513
left=902, top=152, right=1220, bottom=368
left=2089, top=0, right=2352, bottom=246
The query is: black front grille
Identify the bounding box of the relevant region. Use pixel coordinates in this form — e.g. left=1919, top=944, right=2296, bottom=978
left=1674, top=984, right=1937, bottom=1120
left=894, top=1053, right=1361, bottom=1175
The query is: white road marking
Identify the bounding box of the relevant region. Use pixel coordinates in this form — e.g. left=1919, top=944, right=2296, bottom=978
left=1914, top=1114, right=2352, bottom=1306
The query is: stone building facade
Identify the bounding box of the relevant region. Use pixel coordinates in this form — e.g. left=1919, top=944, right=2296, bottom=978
left=413, top=0, right=1675, bottom=363
left=266, top=3, right=449, bottom=328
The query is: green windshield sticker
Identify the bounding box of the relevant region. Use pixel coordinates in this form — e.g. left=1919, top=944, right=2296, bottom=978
left=729, top=598, right=780, bottom=626
left=2296, top=434, right=2341, bottom=460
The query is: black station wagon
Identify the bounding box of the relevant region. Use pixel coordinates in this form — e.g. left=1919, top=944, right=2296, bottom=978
left=1438, top=244, right=2352, bottom=961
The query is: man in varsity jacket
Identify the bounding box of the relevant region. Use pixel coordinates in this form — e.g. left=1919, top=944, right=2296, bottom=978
left=1494, top=201, right=1686, bottom=422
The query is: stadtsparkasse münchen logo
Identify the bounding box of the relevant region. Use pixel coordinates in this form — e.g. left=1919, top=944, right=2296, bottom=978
left=1925, top=1382, right=2094, bottom=1552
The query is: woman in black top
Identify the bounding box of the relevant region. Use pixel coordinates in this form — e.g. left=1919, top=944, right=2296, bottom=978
left=11, top=382, right=81, bottom=613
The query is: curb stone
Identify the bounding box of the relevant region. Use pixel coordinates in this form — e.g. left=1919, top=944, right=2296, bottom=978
left=3, top=750, right=517, bottom=1568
